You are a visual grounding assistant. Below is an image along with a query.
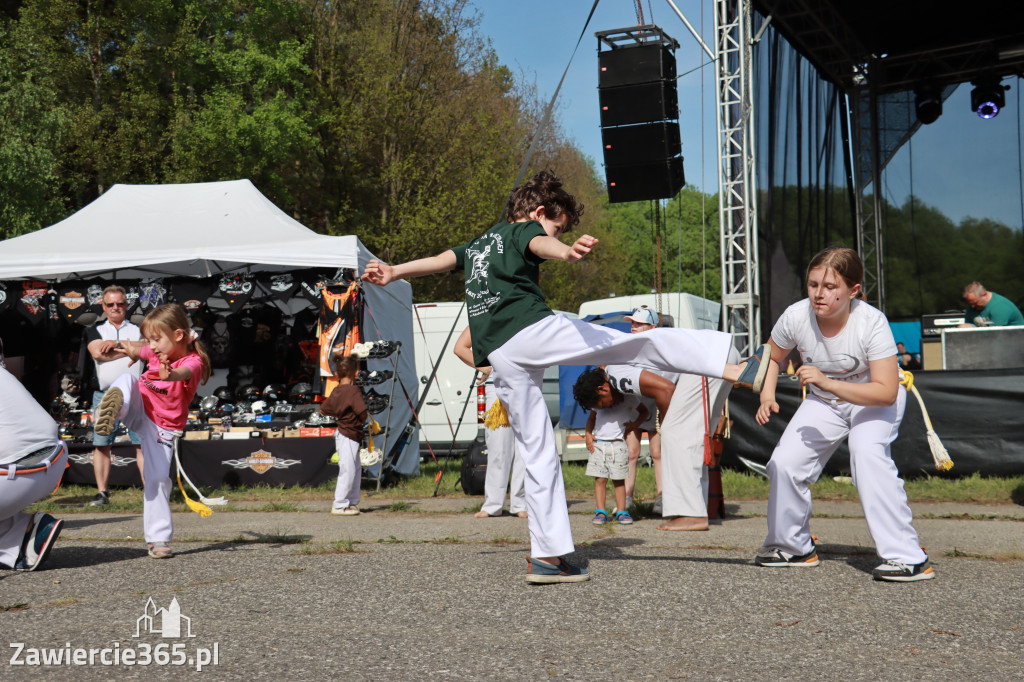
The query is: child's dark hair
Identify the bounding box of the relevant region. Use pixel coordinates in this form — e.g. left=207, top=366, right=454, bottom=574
left=334, top=355, right=359, bottom=379
left=806, top=246, right=867, bottom=301
left=141, top=303, right=211, bottom=384
left=572, top=367, right=609, bottom=411
left=506, top=170, right=584, bottom=229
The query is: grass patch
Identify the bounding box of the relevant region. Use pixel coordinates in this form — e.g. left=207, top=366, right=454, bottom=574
left=295, top=539, right=360, bottom=555
left=229, top=530, right=309, bottom=545
left=49, top=598, right=81, bottom=606
left=28, top=463, right=1024, bottom=513
left=1, top=603, right=29, bottom=612
left=254, top=502, right=301, bottom=513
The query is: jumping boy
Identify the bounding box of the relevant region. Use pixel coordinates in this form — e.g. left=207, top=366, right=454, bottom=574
left=362, top=170, right=767, bottom=583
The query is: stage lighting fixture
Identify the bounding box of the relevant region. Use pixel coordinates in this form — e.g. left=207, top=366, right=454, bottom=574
left=970, top=78, right=1009, bottom=119
left=914, top=86, right=942, bottom=125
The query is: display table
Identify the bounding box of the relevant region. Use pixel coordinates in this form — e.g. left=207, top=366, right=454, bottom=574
left=64, top=437, right=339, bottom=488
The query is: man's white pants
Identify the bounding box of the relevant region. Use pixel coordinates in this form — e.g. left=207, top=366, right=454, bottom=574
left=333, top=433, right=361, bottom=509
left=660, top=347, right=738, bottom=517
left=0, top=444, right=67, bottom=568
left=110, top=373, right=176, bottom=544
left=480, top=382, right=526, bottom=516
left=488, top=315, right=733, bottom=558
left=763, top=387, right=927, bottom=564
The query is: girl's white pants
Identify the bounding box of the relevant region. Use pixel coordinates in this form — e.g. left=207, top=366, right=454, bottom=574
left=488, top=314, right=733, bottom=558
left=480, top=382, right=526, bottom=516
left=110, top=373, right=176, bottom=544
left=333, top=433, right=361, bottom=509
left=763, top=387, right=927, bottom=564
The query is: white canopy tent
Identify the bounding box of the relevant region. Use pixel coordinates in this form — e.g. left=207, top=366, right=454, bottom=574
left=0, top=179, right=419, bottom=475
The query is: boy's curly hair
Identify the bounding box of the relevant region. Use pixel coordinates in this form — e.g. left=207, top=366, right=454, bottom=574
left=572, top=367, right=609, bottom=411
left=505, top=170, right=584, bottom=230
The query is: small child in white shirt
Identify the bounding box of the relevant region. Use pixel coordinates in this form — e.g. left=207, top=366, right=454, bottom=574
left=583, top=370, right=648, bottom=525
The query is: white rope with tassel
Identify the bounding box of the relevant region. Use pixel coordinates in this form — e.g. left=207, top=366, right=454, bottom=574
left=173, top=432, right=228, bottom=516
left=901, top=371, right=953, bottom=471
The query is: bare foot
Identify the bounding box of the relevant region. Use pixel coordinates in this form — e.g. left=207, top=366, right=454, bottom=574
left=513, top=511, right=528, bottom=518
left=473, top=510, right=492, bottom=518
left=657, top=516, right=709, bottom=531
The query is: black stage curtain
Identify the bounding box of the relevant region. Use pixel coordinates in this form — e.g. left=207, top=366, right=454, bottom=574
left=723, top=368, right=1024, bottom=478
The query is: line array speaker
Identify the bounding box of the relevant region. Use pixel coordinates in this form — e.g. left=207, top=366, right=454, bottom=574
left=597, top=32, right=684, bottom=203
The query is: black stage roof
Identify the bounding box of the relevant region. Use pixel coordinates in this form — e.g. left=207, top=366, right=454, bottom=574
left=752, top=0, right=1024, bottom=94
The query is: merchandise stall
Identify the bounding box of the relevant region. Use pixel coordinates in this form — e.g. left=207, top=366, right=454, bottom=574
left=0, top=179, right=419, bottom=482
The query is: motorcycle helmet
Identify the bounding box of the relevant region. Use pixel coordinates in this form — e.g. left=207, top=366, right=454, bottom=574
left=263, top=383, right=287, bottom=402
left=237, top=384, right=262, bottom=402
left=214, top=386, right=234, bottom=403
left=289, top=382, right=314, bottom=405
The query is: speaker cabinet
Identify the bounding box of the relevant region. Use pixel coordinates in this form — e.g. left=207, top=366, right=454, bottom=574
left=606, top=156, right=685, bottom=203
left=598, top=44, right=677, bottom=87
left=601, top=121, right=681, bottom=166
left=598, top=81, right=679, bottom=127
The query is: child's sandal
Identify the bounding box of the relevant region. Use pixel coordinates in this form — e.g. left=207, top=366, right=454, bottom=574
left=615, top=510, right=634, bottom=525
left=592, top=509, right=608, bottom=525
left=147, top=542, right=173, bottom=559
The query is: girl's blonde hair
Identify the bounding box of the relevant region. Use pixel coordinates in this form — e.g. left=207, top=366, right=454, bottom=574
left=140, top=303, right=212, bottom=384
left=805, top=246, right=868, bottom=301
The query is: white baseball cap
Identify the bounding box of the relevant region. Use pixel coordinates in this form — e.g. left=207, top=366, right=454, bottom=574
left=623, top=306, right=658, bottom=326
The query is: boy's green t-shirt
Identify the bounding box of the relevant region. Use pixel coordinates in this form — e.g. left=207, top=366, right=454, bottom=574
left=450, top=220, right=553, bottom=366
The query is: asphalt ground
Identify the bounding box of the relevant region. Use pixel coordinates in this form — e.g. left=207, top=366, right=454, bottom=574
left=2, top=496, right=1022, bottom=680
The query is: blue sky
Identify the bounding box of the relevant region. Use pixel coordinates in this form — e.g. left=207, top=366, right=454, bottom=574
left=474, top=0, right=1024, bottom=230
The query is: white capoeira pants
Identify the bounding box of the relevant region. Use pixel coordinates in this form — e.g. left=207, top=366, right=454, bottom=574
left=763, top=387, right=927, bottom=564
left=0, top=443, right=67, bottom=568
left=480, top=381, right=526, bottom=516
left=109, top=373, right=177, bottom=544
left=660, top=347, right=738, bottom=518
left=333, top=433, right=362, bottom=509
left=488, top=314, right=734, bottom=558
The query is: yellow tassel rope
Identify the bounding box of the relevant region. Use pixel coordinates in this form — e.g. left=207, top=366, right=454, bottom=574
left=483, top=398, right=510, bottom=430
left=901, top=371, right=954, bottom=471
left=173, top=433, right=227, bottom=516
left=177, top=470, right=213, bottom=518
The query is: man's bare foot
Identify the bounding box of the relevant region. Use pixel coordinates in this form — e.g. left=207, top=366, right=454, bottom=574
left=657, top=516, right=709, bottom=531
left=473, top=510, right=492, bottom=518
left=513, top=511, right=528, bottom=518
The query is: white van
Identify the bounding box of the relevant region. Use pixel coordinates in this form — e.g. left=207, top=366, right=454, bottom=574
left=411, top=302, right=563, bottom=457
left=577, top=292, right=721, bottom=331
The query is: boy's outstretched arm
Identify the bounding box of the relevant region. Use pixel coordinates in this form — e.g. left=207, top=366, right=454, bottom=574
left=362, top=250, right=457, bottom=285
left=528, top=234, right=598, bottom=262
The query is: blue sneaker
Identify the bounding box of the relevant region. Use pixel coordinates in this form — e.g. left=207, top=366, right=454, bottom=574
left=736, top=344, right=770, bottom=393
left=14, top=513, right=64, bottom=572
left=525, top=557, right=590, bottom=584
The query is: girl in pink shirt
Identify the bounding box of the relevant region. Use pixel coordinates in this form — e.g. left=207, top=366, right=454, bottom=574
left=95, top=304, right=211, bottom=559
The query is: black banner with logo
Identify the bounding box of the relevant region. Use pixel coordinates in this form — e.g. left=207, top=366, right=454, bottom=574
left=63, top=438, right=338, bottom=488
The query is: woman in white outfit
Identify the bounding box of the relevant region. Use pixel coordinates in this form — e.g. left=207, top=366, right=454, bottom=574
left=754, top=246, right=933, bottom=582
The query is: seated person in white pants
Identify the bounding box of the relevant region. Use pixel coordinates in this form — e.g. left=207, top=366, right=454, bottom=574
left=454, top=327, right=527, bottom=518
left=0, top=359, right=66, bottom=572
left=363, top=171, right=768, bottom=584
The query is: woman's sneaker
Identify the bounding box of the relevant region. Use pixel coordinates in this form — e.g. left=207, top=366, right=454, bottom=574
left=525, top=557, right=590, bottom=584
left=754, top=547, right=820, bottom=567
left=94, top=388, right=124, bottom=437
left=872, top=558, right=935, bottom=582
